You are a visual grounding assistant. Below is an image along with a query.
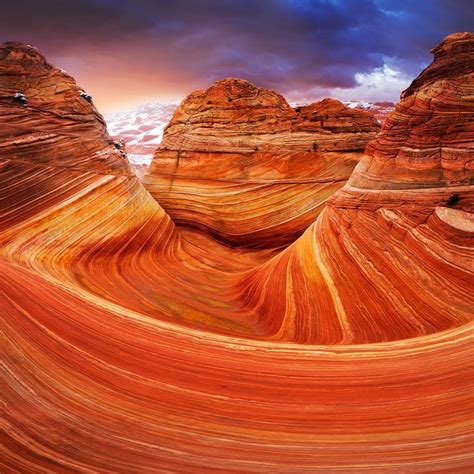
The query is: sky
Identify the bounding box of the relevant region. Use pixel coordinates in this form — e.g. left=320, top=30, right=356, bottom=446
left=1, top=0, right=472, bottom=112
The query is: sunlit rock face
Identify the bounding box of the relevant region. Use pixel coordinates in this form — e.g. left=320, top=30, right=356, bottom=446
left=239, top=32, right=474, bottom=343
left=0, top=41, right=174, bottom=269
left=0, top=42, right=131, bottom=175
left=352, top=32, right=474, bottom=191
left=1, top=36, right=473, bottom=472
left=143, top=78, right=380, bottom=247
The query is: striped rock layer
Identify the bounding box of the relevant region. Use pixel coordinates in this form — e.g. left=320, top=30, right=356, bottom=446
left=239, top=31, right=474, bottom=344
left=0, top=42, right=174, bottom=261
left=1, top=34, right=474, bottom=472
left=143, top=79, right=380, bottom=247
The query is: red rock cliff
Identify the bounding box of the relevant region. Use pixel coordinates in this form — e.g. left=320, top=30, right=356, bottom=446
left=0, top=42, right=173, bottom=263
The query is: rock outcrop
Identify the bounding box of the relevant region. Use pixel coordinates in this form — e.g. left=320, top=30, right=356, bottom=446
left=143, top=78, right=380, bottom=246
left=239, top=32, right=473, bottom=343
left=1, top=35, right=473, bottom=472
left=0, top=41, right=174, bottom=284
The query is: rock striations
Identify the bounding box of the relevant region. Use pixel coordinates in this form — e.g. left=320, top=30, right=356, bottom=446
left=0, top=42, right=174, bottom=264
left=238, top=31, right=474, bottom=344
left=143, top=78, right=380, bottom=246
left=1, top=35, right=473, bottom=472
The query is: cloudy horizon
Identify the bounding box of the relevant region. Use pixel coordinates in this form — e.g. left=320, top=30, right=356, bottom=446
left=1, top=0, right=472, bottom=112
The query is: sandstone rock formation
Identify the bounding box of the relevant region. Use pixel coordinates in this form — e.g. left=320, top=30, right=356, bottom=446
left=1, top=35, right=473, bottom=472
left=0, top=41, right=175, bottom=302
left=239, top=31, right=473, bottom=343
left=143, top=78, right=380, bottom=246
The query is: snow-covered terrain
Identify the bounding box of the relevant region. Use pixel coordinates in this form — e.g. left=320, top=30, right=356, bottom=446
left=105, top=102, right=177, bottom=172
left=343, top=100, right=395, bottom=124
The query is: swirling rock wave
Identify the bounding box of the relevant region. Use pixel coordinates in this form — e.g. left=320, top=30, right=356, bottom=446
left=1, top=35, right=473, bottom=472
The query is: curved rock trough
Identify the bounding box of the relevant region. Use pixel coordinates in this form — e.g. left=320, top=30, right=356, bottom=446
left=1, top=34, right=473, bottom=472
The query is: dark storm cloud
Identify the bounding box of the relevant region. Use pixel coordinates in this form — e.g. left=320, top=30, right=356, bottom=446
left=1, top=0, right=472, bottom=110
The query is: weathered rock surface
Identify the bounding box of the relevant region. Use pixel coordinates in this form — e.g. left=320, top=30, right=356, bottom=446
left=0, top=41, right=174, bottom=268
left=0, top=43, right=131, bottom=176
left=143, top=78, right=380, bottom=246
left=239, top=31, right=473, bottom=343
left=1, top=36, right=473, bottom=472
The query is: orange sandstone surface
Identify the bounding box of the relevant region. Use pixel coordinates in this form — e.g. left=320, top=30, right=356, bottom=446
left=1, top=34, right=473, bottom=472
left=143, top=79, right=380, bottom=247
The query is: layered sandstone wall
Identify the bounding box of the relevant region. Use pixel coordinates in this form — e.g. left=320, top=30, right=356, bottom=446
left=144, top=78, right=380, bottom=246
